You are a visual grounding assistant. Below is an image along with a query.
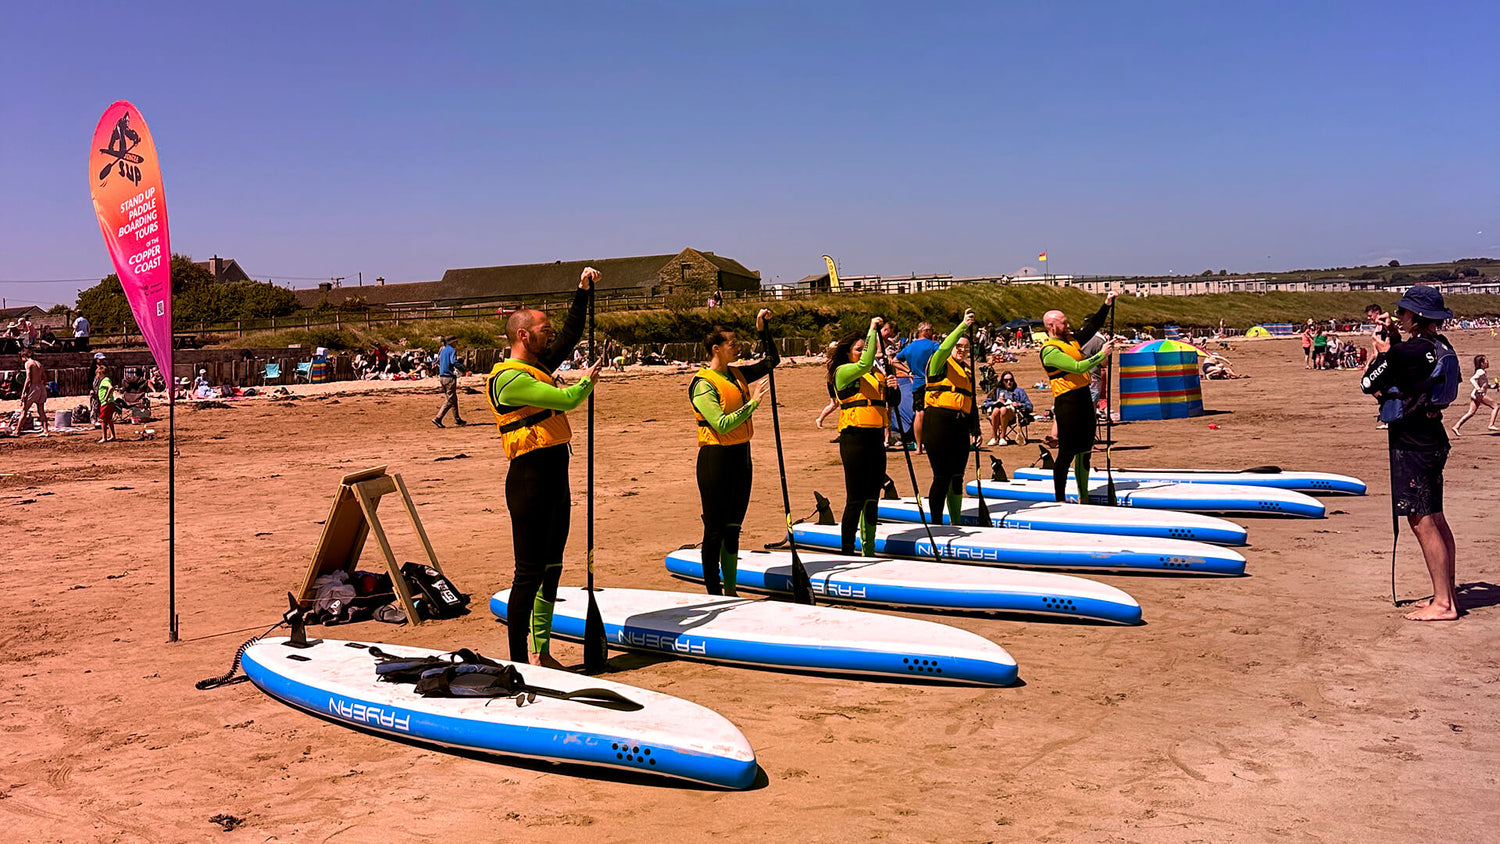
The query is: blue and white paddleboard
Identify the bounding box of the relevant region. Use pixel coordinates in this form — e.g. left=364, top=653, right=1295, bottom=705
left=964, top=477, right=1326, bottom=518
left=1010, top=466, right=1366, bottom=496
left=790, top=522, right=1246, bottom=576
left=241, top=637, right=758, bottom=789
left=664, top=548, right=1142, bottom=624
left=491, top=587, right=1018, bottom=686
left=877, top=496, right=1249, bottom=546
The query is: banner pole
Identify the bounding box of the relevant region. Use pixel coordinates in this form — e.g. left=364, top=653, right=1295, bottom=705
left=168, top=342, right=178, bottom=642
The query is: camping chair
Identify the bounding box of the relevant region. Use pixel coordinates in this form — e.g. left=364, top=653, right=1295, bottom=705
left=294, top=362, right=312, bottom=383
left=998, top=408, right=1033, bottom=445
left=261, top=362, right=281, bottom=385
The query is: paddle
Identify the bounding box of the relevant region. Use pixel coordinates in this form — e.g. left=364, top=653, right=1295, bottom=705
left=884, top=336, right=945, bottom=566
left=762, top=315, right=815, bottom=605
left=583, top=283, right=607, bottom=674
left=1105, top=298, right=1118, bottom=507
left=964, top=321, right=993, bottom=526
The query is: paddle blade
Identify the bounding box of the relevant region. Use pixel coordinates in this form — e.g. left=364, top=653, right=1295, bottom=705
left=790, top=551, right=815, bottom=605
left=1106, top=479, right=1119, bottom=507
left=786, top=518, right=815, bottom=605
left=582, top=549, right=608, bottom=674
left=583, top=590, right=608, bottom=674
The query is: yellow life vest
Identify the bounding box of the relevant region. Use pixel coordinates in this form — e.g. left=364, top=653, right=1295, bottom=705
left=486, top=359, right=573, bottom=459
left=1041, top=338, right=1092, bottom=397
left=690, top=367, right=754, bottom=447
left=835, top=370, right=889, bottom=430
left=924, top=356, right=973, bottom=414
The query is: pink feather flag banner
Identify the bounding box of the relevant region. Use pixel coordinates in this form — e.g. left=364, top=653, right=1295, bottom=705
left=89, top=101, right=172, bottom=376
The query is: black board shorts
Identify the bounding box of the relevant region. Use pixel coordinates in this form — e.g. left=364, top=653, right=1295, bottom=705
left=1390, top=446, right=1448, bottom=517
left=912, top=385, right=926, bottom=413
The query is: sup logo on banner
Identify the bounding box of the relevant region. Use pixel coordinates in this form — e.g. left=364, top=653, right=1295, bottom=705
left=97, top=114, right=145, bottom=186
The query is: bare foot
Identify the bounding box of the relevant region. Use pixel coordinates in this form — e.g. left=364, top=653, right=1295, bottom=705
left=1451, top=426, right=1462, bottom=438
left=528, top=652, right=566, bottom=670
left=1404, top=602, right=1459, bottom=621
left=1489, top=426, right=1500, bottom=431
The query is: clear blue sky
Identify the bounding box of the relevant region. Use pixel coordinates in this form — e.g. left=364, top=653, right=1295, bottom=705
left=2, top=1, right=1497, bottom=309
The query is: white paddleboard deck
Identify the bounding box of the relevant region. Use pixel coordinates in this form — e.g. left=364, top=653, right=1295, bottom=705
left=664, top=548, right=1142, bottom=624
left=1011, top=466, right=1366, bottom=495
left=965, top=477, right=1326, bottom=518
left=878, top=496, right=1249, bottom=545
left=791, top=522, right=1247, bottom=575
left=241, top=636, right=758, bottom=789
left=491, top=586, right=1018, bottom=686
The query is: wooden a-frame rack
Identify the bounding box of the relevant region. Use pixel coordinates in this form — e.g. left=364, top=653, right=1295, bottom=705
left=295, top=465, right=450, bottom=625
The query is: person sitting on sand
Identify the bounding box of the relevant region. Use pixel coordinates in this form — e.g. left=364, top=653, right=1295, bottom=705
left=1202, top=353, right=1246, bottom=380
left=1451, top=354, right=1498, bottom=437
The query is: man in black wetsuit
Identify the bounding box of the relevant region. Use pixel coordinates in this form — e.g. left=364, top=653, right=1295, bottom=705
left=485, top=267, right=602, bottom=666
left=1361, top=286, right=1460, bottom=621
left=1039, top=292, right=1118, bottom=503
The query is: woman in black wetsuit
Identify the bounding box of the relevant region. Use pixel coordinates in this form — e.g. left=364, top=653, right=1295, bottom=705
left=688, top=309, right=777, bottom=595
left=921, top=309, right=977, bottom=524
left=828, top=318, right=888, bottom=555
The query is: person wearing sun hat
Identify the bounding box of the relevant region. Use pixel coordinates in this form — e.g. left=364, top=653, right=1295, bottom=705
left=89, top=353, right=108, bottom=428
left=1362, top=285, right=1462, bottom=621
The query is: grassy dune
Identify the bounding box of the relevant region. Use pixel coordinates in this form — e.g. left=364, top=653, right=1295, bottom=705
left=217, top=288, right=1500, bottom=350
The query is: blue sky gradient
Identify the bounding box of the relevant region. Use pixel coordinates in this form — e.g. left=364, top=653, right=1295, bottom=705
left=2, top=1, right=1496, bottom=308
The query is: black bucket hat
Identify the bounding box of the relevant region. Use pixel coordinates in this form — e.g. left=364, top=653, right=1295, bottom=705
left=1394, top=286, right=1453, bottom=321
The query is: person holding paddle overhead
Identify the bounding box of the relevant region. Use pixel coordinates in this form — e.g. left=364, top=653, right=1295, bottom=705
left=829, top=318, right=890, bottom=555
left=689, top=308, right=778, bottom=596
left=921, top=309, right=978, bottom=525
left=486, top=267, right=602, bottom=668
left=1040, top=292, right=1117, bottom=504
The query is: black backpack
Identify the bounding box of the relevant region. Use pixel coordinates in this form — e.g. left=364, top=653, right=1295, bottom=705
left=400, top=562, right=470, bottom=620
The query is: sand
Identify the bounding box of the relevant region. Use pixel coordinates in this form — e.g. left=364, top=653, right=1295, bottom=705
left=2, top=333, right=1497, bottom=843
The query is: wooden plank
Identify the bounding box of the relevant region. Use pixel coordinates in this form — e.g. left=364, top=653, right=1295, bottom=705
left=393, top=474, right=445, bottom=575
left=354, top=483, right=423, bottom=625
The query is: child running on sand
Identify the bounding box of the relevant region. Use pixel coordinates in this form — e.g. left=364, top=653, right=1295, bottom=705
left=1451, top=354, right=1498, bottom=437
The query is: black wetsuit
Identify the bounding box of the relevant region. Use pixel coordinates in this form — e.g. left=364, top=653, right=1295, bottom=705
left=503, top=286, right=589, bottom=662
left=694, top=328, right=779, bottom=594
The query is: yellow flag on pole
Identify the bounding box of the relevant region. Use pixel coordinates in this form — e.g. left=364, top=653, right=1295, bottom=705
left=822, top=254, right=840, bottom=289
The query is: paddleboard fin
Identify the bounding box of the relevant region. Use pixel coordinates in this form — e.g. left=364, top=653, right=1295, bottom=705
left=284, top=592, right=321, bottom=649
left=1036, top=445, right=1055, bottom=470
left=989, top=456, right=1009, bottom=482
left=813, top=491, right=837, bottom=526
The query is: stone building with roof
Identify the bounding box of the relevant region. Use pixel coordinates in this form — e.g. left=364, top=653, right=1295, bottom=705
left=292, top=248, right=760, bottom=309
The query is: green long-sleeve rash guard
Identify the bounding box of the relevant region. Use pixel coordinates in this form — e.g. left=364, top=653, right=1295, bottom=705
left=927, top=317, right=970, bottom=379
left=691, top=376, right=759, bottom=434
left=491, top=368, right=594, bottom=412
left=834, top=327, right=881, bottom=391
left=1040, top=343, right=1107, bottom=375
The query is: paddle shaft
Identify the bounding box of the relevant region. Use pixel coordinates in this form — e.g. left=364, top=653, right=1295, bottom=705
left=1105, top=299, right=1117, bottom=506
left=583, top=286, right=607, bottom=673
left=763, top=327, right=815, bottom=605
left=964, top=322, right=992, bottom=524
left=884, top=340, right=944, bottom=564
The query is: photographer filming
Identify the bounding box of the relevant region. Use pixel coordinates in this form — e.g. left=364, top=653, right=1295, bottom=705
left=1361, top=287, right=1462, bottom=621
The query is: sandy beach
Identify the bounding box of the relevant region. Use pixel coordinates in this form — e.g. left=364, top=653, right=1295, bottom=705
left=2, top=333, right=1498, bottom=843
